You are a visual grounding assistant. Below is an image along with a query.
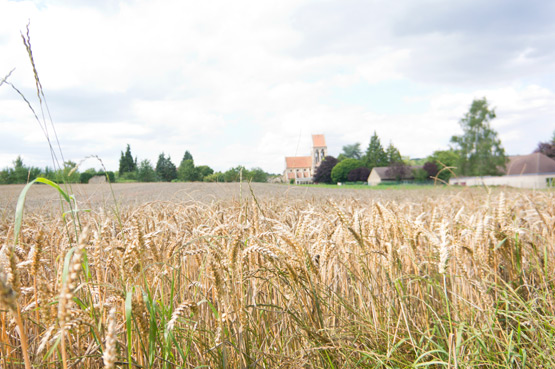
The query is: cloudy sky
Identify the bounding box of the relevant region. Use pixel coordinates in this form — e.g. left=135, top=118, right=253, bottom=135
left=1, top=0, right=554, bottom=174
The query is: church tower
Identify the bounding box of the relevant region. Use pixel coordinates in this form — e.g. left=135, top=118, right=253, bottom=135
left=311, top=134, right=327, bottom=175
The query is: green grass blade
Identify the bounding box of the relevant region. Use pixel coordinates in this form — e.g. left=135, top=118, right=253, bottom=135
left=14, top=178, right=37, bottom=246
left=61, top=247, right=76, bottom=286
left=62, top=208, right=91, bottom=220
left=126, top=289, right=134, bottom=369
left=34, top=177, right=72, bottom=203
left=172, top=334, right=187, bottom=363
left=14, top=177, right=72, bottom=245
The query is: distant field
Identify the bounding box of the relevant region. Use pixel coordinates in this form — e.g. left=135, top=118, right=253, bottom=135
left=1, top=182, right=553, bottom=367
left=0, top=181, right=457, bottom=214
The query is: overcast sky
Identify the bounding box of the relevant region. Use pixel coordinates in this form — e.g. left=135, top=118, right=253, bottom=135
left=1, top=0, right=554, bottom=174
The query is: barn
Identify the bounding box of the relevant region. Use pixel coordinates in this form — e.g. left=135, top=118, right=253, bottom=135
left=367, top=166, right=422, bottom=186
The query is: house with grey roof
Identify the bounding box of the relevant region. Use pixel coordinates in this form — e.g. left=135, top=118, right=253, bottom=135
left=367, top=165, right=423, bottom=186
left=449, top=152, right=555, bottom=189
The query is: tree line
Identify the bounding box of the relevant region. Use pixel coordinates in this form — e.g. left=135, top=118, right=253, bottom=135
left=313, top=98, right=555, bottom=184
left=117, top=146, right=269, bottom=183
left=0, top=156, right=116, bottom=185
left=0, top=146, right=271, bottom=185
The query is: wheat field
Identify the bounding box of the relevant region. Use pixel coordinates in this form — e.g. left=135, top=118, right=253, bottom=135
left=0, top=184, right=554, bottom=368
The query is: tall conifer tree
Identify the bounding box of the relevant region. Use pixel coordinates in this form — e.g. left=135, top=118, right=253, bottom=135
left=364, top=132, right=388, bottom=170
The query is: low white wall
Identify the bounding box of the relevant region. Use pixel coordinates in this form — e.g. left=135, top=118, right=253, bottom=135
left=450, top=173, right=555, bottom=189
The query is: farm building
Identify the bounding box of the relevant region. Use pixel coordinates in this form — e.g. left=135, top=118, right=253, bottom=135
left=283, top=134, right=327, bottom=184
left=449, top=152, right=555, bottom=189
left=367, top=166, right=422, bottom=186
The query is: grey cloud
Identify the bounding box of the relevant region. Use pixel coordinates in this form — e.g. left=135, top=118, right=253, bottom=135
left=0, top=83, right=133, bottom=123
left=290, top=0, right=555, bottom=87
left=394, top=0, right=555, bottom=85
left=394, top=0, right=555, bottom=37
left=400, top=36, right=555, bottom=87
left=0, top=133, right=57, bottom=169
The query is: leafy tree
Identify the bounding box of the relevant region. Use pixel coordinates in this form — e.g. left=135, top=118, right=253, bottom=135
left=94, top=171, right=115, bottom=183
left=223, top=166, right=245, bottom=182
left=203, top=172, right=224, bottom=182
left=347, top=167, right=370, bottom=182
left=29, top=167, right=43, bottom=181
left=427, top=150, right=460, bottom=183
left=119, top=171, right=137, bottom=181
left=137, top=160, right=157, bottom=182
left=80, top=172, right=95, bottom=183
left=450, top=98, right=507, bottom=176
left=12, top=156, right=31, bottom=183
left=176, top=150, right=214, bottom=181
left=313, top=156, right=338, bottom=184
left=413, top=168, right=429, bottom=182
left=364, top=132, right=388, bottom=170
left=341, top=143, right=362, bottom=160
left=409, top=158, right=427, bottom=166
left=177, top=159, right=200, bottom=181
left=0, top=157, right=75, bottom=184
left=535, top=142, right=555, bottom=159
left=336, top=154, right=348, bottom=162
left=385, top=143, right=402, bottom=165
left=196, top=165, right=214, bottom=180
left=534, top=130, right=555, bottom=159
left=81, top=169, right=113, bottom=183
left=0, top=156, right=38, bottom=184
left=423, top=162, right=439, bottom=179
left=246, top=167, right=268, bottom=182
left=155, top=153, right=177, bottom=182
left=83, top=168, right=97, bottom=175
left=0, top=169, right=10, bottom=184
left=40, top=166, right=54, bottom=182
left=58, top=161, right=80, bottom=183
left=119, top=144, right=137, bottom=175
left=331, top=159, right=363, bottom=183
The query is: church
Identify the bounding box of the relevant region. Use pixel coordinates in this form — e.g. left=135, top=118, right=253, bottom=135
left=283, top=134, right=327, bottom=184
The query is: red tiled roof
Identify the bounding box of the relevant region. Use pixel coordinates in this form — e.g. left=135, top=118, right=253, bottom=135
left=285, top=156, right=312, bottom=168
left=312, top=134, right=326, bottom=147
left=505, top=152, right=555, bottom=175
